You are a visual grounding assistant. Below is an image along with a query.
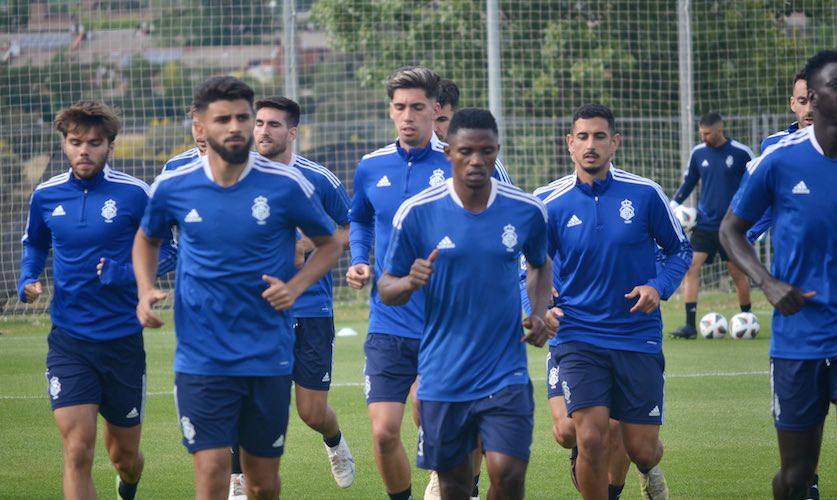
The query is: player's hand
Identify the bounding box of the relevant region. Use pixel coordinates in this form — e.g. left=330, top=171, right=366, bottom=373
left=346, top=263, right=371, bottom=290
left=762, top=277, right=815, bottom=316
left=407, top=249, right=438, bottom=290
left=522, top=314, right=551, bottom=347
left=23, top=281, right=43, bottom=303
left=96, top=257, right=106, bottom=276
left=262, top=275, right=301, bottom=311
left=545, top=307, right=564, bottom=333
left=625, top=285, right=661, bottom=314
left=137, top=288, right=168, bottom=328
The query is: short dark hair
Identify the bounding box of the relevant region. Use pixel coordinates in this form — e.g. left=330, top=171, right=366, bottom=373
left=699, top=112, right=723, bottom=127
left=572, top=103, right=616, bottom=132
left=437, top=79, right=460, bottom=109
left=54, top=100, right=121, bottom=143
left=385, top=66, right=441, bottom=100
left=192, top=76, right=255, bottom=113
left=255, top=96, right=301, bottom=127
left=803, top=50, right=837, bottom=88
left=792, top=70, right=807, bottom=88
left=448, top=108, right=498, bottom=138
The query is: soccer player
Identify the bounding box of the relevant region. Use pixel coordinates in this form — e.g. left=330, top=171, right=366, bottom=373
left=433, top=78, right=459, bottom=141
left=720, top=49, right=836, bottom=500
left=133, top=76, right=341, bottom=500
left=254, top=95, right=355, bottom=487
left=162, top=106, right=208, bottom=172
left=742, top=70, right=812, bottom=244
left=17, top=100, right=172, bottom=500
left=378, top=108, right=554, bottom=500
left=537, top=104, right=692, bottom=500
left=668, top=113, right=754, bottom=339
left=347, top=66, right=512, bottom=500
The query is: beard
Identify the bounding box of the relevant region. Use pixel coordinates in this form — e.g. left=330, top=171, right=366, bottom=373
left=208, top=134, right=254, bottom=165
left=257, top=139, right=288, bottom=160
left=71, top=154, right=108, bottom=179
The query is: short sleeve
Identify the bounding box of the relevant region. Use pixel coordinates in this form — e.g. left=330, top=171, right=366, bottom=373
left=384, top=208, right=420, bottom=277
left=523, top=204, right=548, bottom=268
left=732, top=160, right=773, bottom=223
left=141, top=179, right=173, bottom=240
left=286, top=180, right=336, bottom=238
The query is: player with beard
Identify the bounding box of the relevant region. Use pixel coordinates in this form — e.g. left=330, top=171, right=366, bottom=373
left=133, top=77, right=341, bottom=500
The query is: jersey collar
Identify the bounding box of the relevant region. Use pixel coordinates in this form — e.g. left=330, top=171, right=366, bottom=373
left=395, top=134, right=435, bottom=163
left=786, top=122, right=800, bottom=134
left=808, top=125, right=824, bottom=156
left=575, top=165, right=613, bottom=196
left=446, top=177, right=497, bottom=212
left=68, top=164, right=108, bottom=190
left=200, top=154, right=253, bottom=185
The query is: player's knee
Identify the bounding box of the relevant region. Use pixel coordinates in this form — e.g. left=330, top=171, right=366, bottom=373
left=626, top=440, right=662, bottom=470
left=575, top=427, right=607, bottom=460
left=371, top=421, right=400, bottom=453
left=297, top=404, right=326, bottom=430
left=111, top=449, right=142, bottom=476
left=490, top=466, right=525, bottom=497
left=246, top=480, right=281, bottom=500
left=64, top=441, right=95, bottom=471
left=439, top=476, right=472, bottom=498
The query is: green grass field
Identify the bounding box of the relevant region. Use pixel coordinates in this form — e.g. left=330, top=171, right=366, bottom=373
left=0, top=292, right=834, bottom=499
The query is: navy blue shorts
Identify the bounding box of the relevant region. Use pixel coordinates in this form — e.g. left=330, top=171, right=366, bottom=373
left=546, top=345, right=563, bottom=399
left=293, top=317, right=335, bottom=391
left=553, top=341, right=666, bottom=425
left=363, top=333, right=419, bottom=404
left=771, top=357, right=837, bottom=431
left=417, top=383, right=534, bottom=471
left=45, top=327, right=145, bottom=427
left=174, top=373, right=292, bottom=457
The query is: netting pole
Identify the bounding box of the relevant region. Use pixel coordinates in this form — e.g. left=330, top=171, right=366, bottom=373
left=283, top=0, right=298, bottom=102
left=486, top=0, right=505, bottom=145
left=677, top=0, right=694, bottom=197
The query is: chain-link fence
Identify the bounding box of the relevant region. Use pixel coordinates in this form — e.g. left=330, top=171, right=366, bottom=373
left=1, top=0, right=834, bottom=315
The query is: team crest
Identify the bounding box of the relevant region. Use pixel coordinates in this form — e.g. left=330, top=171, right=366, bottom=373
left=548, top=367, right=559, bottom=389
left=561, top=380, right=571, bottom=403
left=725, top=155, right=734, bottom=168
left=501, top=224, right=518, bottom=252
left=180, top=416, right=196, bottom=444
left=251, top=196, right=270, bottom=225
left=429, top=168, right=445, bottom=186
left=49, top=376, right=61, bottom=400
left=364, top=375, right=371, bottom=399
left=101, top=199, right=117, bottom=223
left=619, top=199, right=635, bottom=224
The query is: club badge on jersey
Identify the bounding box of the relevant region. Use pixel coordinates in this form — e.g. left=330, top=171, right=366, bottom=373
left=429, top=168, right=445, bottom=186
left=252, top=195, right=270, bottom=225
left=502, top=224, right=518, bottom=252
left=101, top=199, right=117, bottom=223
left=620, top=199, right=635, bottom=223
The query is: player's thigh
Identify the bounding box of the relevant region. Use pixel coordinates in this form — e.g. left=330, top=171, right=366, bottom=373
left=484, top=450, right=528, bottom=487
left=775, top=423, right=823, bottom=472
left=368, top=401, right=407, bottom=443
left=98, top=333, right=146, bottom=428
left=239, top=375, right=292, bottom=459
left=295, top=384, right=328, bottom=417
left=476, top=383, right=535, bottom=463
left=239, top=448, right=281, bottom=491
left=552, top=342, right=613, bottom=418
left=610, top=349, right=665, bottom=426
left=293, top=317, right=335, bottom=392
left=620, top=422, right=661, bottom=457
left=417, top=398, right=478, bottom=472
left=771, top=358, right=832, bottom=432
left=174, top=373, right=247, bottom=454
left=103, top=420, right=142, bottom=459
left=363, top=333, right=419, bottom=404
left=53, top=404, right=99, bottom=447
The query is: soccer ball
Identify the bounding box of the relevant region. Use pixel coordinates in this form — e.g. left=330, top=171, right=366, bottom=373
left=729, top=312, right=760, bottom=339
left=699, top=312, right=728, bottom=339
left=674, top=205, right=698, bottom=231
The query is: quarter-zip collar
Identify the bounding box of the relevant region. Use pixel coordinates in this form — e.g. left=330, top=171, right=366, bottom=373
left=395, top=133, right=438, bottom=163
left=576, top=166, right=614, bottom=197
left=67, top=165, right=108, bottom=191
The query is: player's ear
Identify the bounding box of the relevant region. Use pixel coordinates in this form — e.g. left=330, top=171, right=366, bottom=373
left=443, top=143, right=451, bottom=159
left=289, top=125, right=298, bottom=142
left=565, top=133, right=573, bottom=152
left=611, top=132, right=621, bottom=151
left=432, top=101, right=441, bottom=118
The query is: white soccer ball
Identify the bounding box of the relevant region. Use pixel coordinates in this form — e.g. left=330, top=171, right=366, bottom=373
left=699, top=312, right=728, bottom=339
left=729, top=312, right=760, bottom=339
left=674, top=204, right=698, bottom=231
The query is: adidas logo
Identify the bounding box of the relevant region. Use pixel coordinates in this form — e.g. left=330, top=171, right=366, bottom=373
left=648, top=405, right=661, bottom=417
left=566, top=214, right=582, bottom=228
left=376, top=175, right=391, bottom=187
left=272, top=434, right=285, bottom=448
left=321, top=372, right=330, bottom=383
left=184, top=209, right=203, bottom=223
left=51, top=205, right=66, bottom=216
left=701, top=159, right=709, bottom=167
left=791, top=181, right=810, bottom=195
left=125, top=407, right=139, bottom=419
left=436, top=236, right=455, bottom=249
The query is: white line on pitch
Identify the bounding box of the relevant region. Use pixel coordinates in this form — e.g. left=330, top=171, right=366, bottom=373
left=0, top=370, right=769, bottom=401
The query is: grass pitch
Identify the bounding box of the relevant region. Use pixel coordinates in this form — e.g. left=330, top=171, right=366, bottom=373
left=0, top=292, right=834, bottom=499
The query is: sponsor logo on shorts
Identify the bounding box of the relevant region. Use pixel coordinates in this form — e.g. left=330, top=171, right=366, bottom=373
left=125, top=407, right=139, bottom=419
left=648, top=405, right=661, bottom=417
left=272, top=435, right=285, bottom=448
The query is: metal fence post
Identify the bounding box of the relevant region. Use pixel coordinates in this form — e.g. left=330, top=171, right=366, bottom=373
left=487, top=0, right=505, bottom=145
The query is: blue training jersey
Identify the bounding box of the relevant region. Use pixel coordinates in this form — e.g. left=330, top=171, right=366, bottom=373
left=141, top=155, right=336, bottom=376
left=349, top=133, right=512, bottom=339
left=538, top=167, right=692, bottom=353
left=384, top=179, right=547, bottom=401
left=290, top=154, right=350, bottom=318
left=18, top=166, right=173, bottom=341
left=673, top=138, right=753, bottom=231
left=162, top=147, right=201, bottom=172
left=731, top=126, right=837, bottom=359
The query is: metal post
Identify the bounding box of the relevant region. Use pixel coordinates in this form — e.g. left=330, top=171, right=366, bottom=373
left=486, top=0, right=505, bottom=145
left=677, top=0, right=694, bottom=193
left=283, top=0, right=297, bottom=102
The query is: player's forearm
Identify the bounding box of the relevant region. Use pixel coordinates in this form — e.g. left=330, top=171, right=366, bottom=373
left=18, top=244, right=48, bottom=302
left=719, top=210, right=771, bottom=287
left=526, top=259, right=553, bottom=317
left=287, top=234, right=341, bottom=294
left=377, top=273, right=415, bottom=305
left=132, top=228, right=162, bottom=294
left=649, top=242, right=692, bottom=300
left=335, top=225, right=350, bottom=251
left=349, top=221, right=374, bottom=265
